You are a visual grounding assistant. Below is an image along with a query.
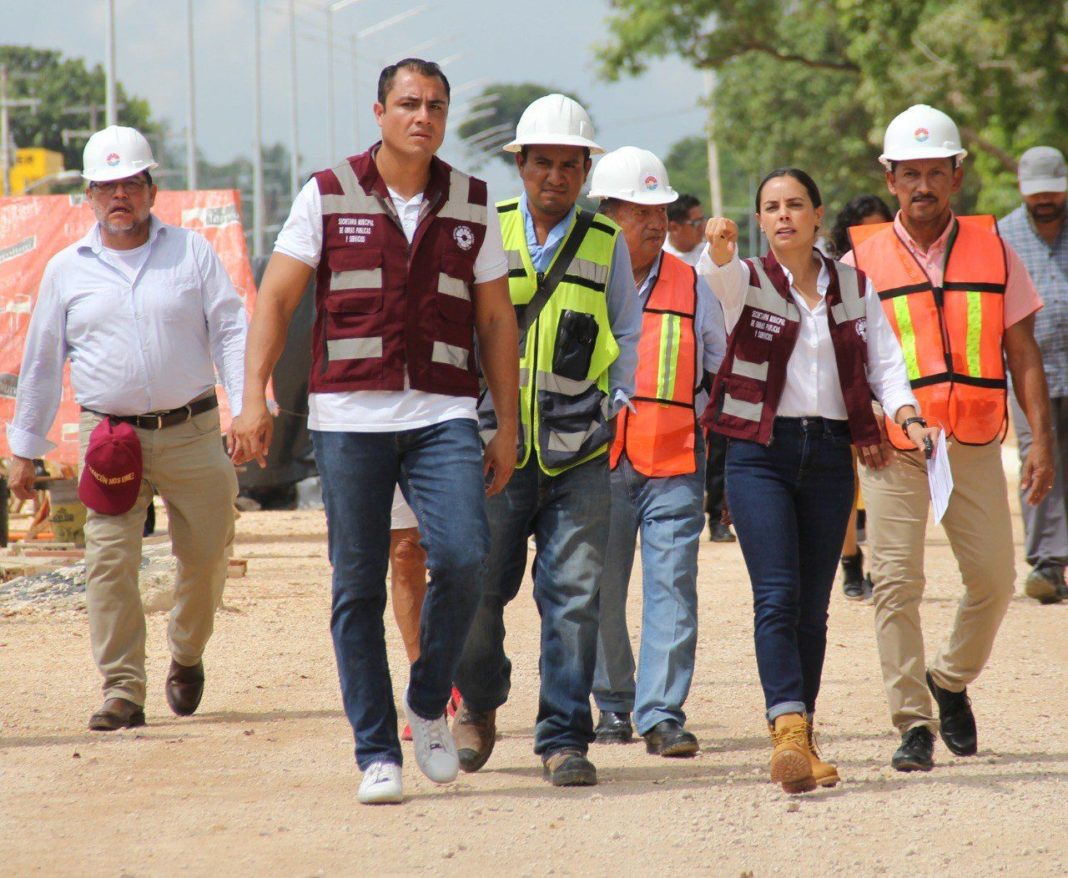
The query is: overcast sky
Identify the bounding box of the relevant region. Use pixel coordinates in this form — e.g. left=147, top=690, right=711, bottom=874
left=7, top=0, right=708, bottom=199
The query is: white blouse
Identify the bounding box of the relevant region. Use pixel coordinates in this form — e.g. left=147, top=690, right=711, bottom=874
left=696, top=248, right=918, bottom=421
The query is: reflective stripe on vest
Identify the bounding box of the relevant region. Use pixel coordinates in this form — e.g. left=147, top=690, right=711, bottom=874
left=479, top=198, right=620, bottom=475
left=851, top=217, right=1007, bottom=448
left=609, top=253, right=699, bottom=477
left=719, top=258, right=801, bottom=428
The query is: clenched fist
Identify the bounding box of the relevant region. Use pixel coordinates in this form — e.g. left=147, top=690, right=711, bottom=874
left=705, top=217, right=738, bottom=267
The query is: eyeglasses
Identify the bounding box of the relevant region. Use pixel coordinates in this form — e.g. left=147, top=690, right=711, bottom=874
left=683, top=216, right=707, bottom=228
left=90, top=178, right=149, bottom=196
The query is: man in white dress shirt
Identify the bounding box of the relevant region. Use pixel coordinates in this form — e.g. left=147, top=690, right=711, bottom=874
left=7, top=126, right=247, bottom=731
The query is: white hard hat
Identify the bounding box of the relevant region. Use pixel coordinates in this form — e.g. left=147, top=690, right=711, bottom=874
left=588, top=146, right=678, bottom=205
left=503, top=93, right=603, bottom=154
left=82, top=125, right=159, bottom=182
left=879, top=104, right=967, bottom=170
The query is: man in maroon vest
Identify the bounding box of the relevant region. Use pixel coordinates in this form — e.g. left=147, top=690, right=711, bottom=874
left=231, top=58, right=519, bottom=805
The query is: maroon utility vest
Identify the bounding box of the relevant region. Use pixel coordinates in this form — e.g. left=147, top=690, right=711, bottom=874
left=309, top=144, right=488, bottom=397
left=701, top=250, right=882, bottom=448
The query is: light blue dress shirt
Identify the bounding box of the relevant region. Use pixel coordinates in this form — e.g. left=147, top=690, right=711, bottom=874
left=8, top=216, right=247, bottom=459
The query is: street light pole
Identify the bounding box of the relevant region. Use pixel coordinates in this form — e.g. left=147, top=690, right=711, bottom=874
left=326, top=7, right=335, bottom=161
left=186, top=0, right=198, bottom=190
left=704, top=70, right=723, bottom=217
left=104, top=0, right=117, bottom=125
left=252, top=0, right=265, bottom=257
left=288, top=0, right=300, bottom=199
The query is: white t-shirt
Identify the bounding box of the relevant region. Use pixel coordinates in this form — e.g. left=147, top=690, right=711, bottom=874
left=274, top=177, right=508, bottom=431
left=102, top=240, right=151, bottom=281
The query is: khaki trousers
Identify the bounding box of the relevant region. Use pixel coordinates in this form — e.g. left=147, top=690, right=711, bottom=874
left=858, top=439, right=1015, bottom=734
left=80, top=406, right=238, bottom=705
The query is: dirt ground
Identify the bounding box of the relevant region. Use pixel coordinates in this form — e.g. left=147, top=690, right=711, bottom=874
left=2, top=451, right=1068, bottom=877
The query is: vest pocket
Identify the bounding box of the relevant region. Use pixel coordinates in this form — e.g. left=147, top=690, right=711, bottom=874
left=552, top=309, right=599, bottom=381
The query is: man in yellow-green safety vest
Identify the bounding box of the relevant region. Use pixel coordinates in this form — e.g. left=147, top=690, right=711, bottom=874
left=453, top=94, right=641, bottom=788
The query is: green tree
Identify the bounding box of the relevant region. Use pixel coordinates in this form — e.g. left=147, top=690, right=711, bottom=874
left=457, top=83, right=590, bottom=168
left=596, top=0, right=1068, bottom=217
left=0, top=46, right=157, bottom=171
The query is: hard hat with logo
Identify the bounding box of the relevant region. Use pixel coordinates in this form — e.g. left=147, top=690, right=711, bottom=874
left=588, top=146, right=678, bottom=205
left=82, top=125, right=160, bottom=183
left=879, top=104, right=967, bottom=170
left=503, top=93, right=603, bottom=154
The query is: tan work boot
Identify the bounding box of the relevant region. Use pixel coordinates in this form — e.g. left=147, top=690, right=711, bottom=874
left=451, top=705, right=496, bottom=772
left=804, top=716, right=841, bottom=788
left=768, top=713, right=816, bottom=794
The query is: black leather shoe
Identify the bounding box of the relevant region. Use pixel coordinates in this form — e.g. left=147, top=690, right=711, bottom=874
left=891, top=726, right=935, bottom=772
left=642, top=720, right=699, bottom=757
left=166, top=659, right=205, bottom=717
left=708, top=521, right=736, bottom=543
left=841, top=550, right=865, bottom=600
left=88, top=697, right=146, bottom=731
left=926, top=670, right=977, bottom=756
left=593, top=710, right=633, bottom=744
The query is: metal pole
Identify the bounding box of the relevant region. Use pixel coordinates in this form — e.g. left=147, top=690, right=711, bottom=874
left=288, top=0, right=300, bottom=199
left=186, top=0, right=198, bottom=190
left=252, top=0, right=265, bottom=257
left=350, top=33, right=358, bottom=150
left=0, top=66, right=10, bottom=196
left=104, top=0, right=117, bottom=125
left=326, top=7, right=336, bottom=161
left=704, top=71, right=722, bottom=217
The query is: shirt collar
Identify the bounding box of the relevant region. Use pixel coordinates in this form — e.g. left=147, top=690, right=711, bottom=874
left=776, top=250, right=831, bottom=298
left=519, top=192, right=576, bottom=250
left=637, top=251, right=664, bottom=297
left=893, top=209, right=955, bottom=256
left=79, top=214, right=165, bottom=256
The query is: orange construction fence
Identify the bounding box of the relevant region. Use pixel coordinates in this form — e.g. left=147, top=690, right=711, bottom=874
left=0, top=190, right=257, bottom=466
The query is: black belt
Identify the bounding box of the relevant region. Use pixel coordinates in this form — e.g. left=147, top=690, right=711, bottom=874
left=83, top=394, right=218, bottom=430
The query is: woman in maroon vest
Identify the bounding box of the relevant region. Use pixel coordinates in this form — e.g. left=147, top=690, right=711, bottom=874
left=698, top=168, right=937, bottom=793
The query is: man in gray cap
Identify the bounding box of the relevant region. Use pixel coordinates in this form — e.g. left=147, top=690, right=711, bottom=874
left=1001, top=146, right=1068, bottom=604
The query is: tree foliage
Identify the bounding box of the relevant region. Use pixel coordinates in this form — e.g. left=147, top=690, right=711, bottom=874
left=456, top=82, right=590, bottom=168
left=0, top=46, right=156, bottom=171
left=596, top=1, right=1068, bottom=217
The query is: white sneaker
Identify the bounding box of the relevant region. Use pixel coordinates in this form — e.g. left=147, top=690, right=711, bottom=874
left=403, top=688, right=459, bottom=783
left=358, top=760, right=403, bottom=804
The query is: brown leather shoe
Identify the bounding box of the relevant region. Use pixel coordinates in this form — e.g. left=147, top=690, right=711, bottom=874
left=88, top=697, right=146, bottom=731
left=768, top=713, right=816, bottom=794
left=166, top=659, right=205, bottom=716
left=451, top=705, right=496, bottom=772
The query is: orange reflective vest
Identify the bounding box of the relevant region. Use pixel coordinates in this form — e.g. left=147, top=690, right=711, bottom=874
left=609, top=252, right=700, bottom=477
left=850, top=216, right=1008, bottom=449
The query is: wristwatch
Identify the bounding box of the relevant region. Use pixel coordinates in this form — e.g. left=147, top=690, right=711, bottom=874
left=901, top=416, right=927, bottom=432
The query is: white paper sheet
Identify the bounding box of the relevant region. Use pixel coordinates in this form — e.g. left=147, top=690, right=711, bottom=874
left=927, top=430, right=953, bottom=523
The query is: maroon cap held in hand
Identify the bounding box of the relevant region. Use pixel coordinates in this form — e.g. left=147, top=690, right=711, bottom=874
left=78, top=418, right=144, bottom=515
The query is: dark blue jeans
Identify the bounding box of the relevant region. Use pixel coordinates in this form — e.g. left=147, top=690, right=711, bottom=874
left=312, top=418, right=489, bottom=769
left=454, top=455, right=610, bottom=756
left=725, top=417, right=855, bottom=721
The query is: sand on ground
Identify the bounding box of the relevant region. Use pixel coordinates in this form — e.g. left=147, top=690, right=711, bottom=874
left=2, top=451, right=1067, bottom=877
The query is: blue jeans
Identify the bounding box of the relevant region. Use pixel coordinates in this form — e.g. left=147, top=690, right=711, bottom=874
left=725, top=417, right=855, bottom=721
left=455, top=455, right=610, bottom=756
left=312, top=418, right=489, bottom=770
left=593, top=436, right=704, bottom=734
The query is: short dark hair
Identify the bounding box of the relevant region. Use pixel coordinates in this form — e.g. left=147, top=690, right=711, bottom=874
left=667, top=193, right=701, bottom=224
left=755, top=168, right=822, bottom=213
left=598, top=197, right=624, bottom=219
left=377, top=58, right=450, bottom=106
left=828, top=194, right=893, bottom=258
left=518, top=145, right=591, bottom=163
